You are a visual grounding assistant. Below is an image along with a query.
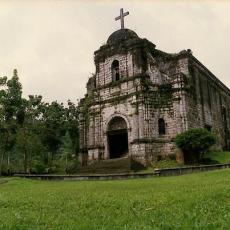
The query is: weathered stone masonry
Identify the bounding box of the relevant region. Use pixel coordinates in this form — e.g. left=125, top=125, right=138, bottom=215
left=79, top=28, right=230, bottom=166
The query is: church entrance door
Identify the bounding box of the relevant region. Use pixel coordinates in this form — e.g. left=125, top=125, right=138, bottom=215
left=107, top=117, right=129, bottom=159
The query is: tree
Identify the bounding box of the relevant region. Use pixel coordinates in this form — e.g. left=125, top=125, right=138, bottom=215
left=39, top=101, right=67, bottom=168
left=15, top=95, right=44, bottom=173
left=0, top=70, right=23, bottom=175
left=175, top=128, right=216, bottom=163
left=0, top=69, right=80, bottom=174
left=65, top=100, right=79, bottom=156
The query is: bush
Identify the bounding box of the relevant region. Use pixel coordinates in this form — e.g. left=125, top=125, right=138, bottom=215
left=175, top=128, right=216, bottom=163
left=65, top=159, right=79, bottom=174
left=32, top=161, right=47, bottom=174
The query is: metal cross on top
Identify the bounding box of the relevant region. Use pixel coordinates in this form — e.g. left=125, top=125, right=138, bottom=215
left=115, top=8, right=129, bottom=29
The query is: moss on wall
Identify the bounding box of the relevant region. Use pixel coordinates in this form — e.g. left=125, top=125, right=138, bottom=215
left=80, top=93, right=94, bottom=128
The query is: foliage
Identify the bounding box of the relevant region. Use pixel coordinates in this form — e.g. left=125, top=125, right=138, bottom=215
left=0, top=70, right=23, bottom=175
left=175, top=128, right=216, bottom=163
left=39, top=101, right=67, bottom=166
left=0, top=169, right=230, bottom=229
left=151, top=158, right=181, bottom=169
left=65, top=100, right=80, bottom=156
left=204, top=151, right=230, bottom=164
left=0, top=70, right=80, bottom=175
left=32, top=161, right=47, bottom=174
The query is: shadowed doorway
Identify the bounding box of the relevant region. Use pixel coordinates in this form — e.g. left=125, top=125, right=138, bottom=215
left=107, top=117, right=129, bottom=159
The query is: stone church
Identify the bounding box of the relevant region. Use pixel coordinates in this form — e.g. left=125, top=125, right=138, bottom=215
left=79, top=9, right=230, bottom=166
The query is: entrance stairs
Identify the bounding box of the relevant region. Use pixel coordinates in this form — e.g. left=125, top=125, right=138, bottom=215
left=78, top=157, right=144, bottom=174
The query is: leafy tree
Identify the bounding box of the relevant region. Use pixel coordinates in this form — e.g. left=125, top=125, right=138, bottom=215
left=0, top=70, right=23, bottom=175
left=0, top=69, right=80, bottom=174
left=15, top=95, right=44, bottom=173
left=175, top=128, right=216, bottom=163
left=65, top=100, right=79, bottom=156
left=40, top=101, right=67, bottom=168
left=15, top=127, right=45, bottom=173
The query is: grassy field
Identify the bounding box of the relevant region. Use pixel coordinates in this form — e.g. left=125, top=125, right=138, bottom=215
left=1, top=170, right=230, bottom=230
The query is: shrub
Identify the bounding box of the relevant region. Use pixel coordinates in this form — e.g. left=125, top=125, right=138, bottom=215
left=175, top=128, right=216, bottom=163
left=32, top=161, right=46, bottom=174
left=65, top=159, right=79, bottom=174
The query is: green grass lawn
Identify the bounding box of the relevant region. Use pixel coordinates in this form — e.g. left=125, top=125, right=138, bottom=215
left=1, top=169, right=230, bottom=229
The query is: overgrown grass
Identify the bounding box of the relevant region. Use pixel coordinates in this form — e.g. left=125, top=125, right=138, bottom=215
left=1, top=169, right=230, bottom=229
left=139, top=159, right=180, bottom=173
left=150, top=151, right=230, bottom=170
left=204, top=151, right=230, bottom=164
left=151, top=159, right=181, bottom=169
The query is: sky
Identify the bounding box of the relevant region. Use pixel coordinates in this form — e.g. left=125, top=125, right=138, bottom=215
left=0, top=0, right=230, bottom=103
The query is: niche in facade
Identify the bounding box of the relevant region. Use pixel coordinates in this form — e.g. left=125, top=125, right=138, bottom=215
left=158, top=118, right=166, bottom=135
left=111, top=60, right=120, bottom=81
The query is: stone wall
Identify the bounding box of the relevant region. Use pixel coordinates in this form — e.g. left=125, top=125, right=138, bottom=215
left=185, top=57, right=230, bottom=150
left=96, top=52, right=141, bottom=87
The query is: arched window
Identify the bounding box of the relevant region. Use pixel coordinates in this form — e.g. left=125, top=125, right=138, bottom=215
left=111, top=60, right=120, bottom=81
left=158, top=118, right=166, bottom=135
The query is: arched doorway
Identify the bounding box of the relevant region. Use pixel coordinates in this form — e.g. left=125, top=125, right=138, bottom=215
left=107, top=116, right=129, bottom=159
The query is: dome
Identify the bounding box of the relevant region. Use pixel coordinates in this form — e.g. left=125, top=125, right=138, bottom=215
left=107, top=29, right=139, bottom=45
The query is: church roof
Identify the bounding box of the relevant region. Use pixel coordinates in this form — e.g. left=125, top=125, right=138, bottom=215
left=107, top=29, right=139, bottom=45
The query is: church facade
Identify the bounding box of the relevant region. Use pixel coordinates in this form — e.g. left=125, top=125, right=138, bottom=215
left=79, top=11, right=230, bottom=165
